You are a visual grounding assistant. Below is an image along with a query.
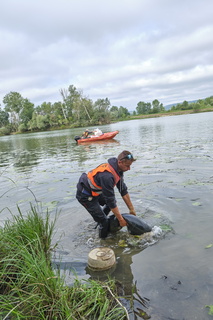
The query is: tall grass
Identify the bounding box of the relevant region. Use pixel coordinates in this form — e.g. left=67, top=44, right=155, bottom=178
left=0, top=206, right=127, bottom=320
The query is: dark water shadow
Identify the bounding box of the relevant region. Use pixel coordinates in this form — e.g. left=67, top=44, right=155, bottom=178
left=87, top=247, right=152, bottom=320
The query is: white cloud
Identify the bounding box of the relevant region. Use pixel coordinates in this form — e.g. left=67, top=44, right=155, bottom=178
left=0, top=0, right=213, bottom=110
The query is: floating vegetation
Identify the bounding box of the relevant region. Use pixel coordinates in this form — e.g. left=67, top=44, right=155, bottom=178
left=48, top=187, right=56, bottom=192
left=153, top=213, right=162, bottom=218
left=118, top=239, right=128, bottom=247
left=159, top=224, right=173, bottom=232
left=205, top=244, right=213, bottom=249
left=206, top=305, right=213, bottom=316
left=192, top=201, right=202, bottom=206
left=42, top=200, right=59, bottom=210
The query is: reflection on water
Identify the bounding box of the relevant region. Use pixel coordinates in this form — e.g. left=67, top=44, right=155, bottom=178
left=1, top=113, right=213, bottom=319
left=87, top=247, right=151, bottom=320
left=53, top=245, right=152, bottom=320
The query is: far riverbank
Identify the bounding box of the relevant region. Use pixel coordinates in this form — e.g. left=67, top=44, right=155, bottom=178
left=1, top=107, right=213, bottom=137
left=128, top=107, right=213, bottom=121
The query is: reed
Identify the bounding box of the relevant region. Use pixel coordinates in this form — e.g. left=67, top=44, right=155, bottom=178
left=0, top=206, right=127, bottom=320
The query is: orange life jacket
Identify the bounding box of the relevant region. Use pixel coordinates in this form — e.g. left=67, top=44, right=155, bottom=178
left=87, top=163, right=120, bottom=196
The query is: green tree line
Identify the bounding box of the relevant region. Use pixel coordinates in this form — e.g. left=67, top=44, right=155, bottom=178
left=0, top=85, right=131, bottom=135
left=168, top=96, right=213, bottom=113
left=0, top=84, right=212, bottom=135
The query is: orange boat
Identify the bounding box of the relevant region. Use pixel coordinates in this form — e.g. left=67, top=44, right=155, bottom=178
left=75, top=130, right=119, bottom=144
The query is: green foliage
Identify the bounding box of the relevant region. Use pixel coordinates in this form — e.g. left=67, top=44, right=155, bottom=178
left=93, top=98, right=111, bottom=124
left=0, top=107, right=9, bottom=127
left=169, top=96, right=213, bottom=112
left=0, top=207, right=127, bottom=320
left=136, top=99, right=165, bottom=115
left=0, top=126, right=11, bottom=135
left=2, top=92, right=35, bottom=131
left=3, top=91, right=24, bottom=131
left=110, top=106, right=119, bottom=120
left=136, top=101, right=151, bottom=114
left=1, top=87, right=213, bottom=135
left=28, top=111, right=38, bottom=130
left=151, top=99, right=164, bottom=113
left=28, top=113, right=50, bottom=131
left=18, top=123, right=28, bottom=132
left=20, top=98, right=34, bottom=125
left=3, top=91, right=23, bottom=114
left=110, top=105, right=130, bottom=120
left=37, top=114, right=50, bottom=130
left=118, top=106, right=130, bottom=118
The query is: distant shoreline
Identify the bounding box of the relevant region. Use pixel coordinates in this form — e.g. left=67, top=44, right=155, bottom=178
left=128, top=108, right=213, bottom=121
left=2, top=108, right=213, bottom=136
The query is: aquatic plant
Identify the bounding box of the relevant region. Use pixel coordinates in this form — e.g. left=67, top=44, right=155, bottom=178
left=0, top=206, right=127, bottom=319
left=206, top=305, right=213, bottom=316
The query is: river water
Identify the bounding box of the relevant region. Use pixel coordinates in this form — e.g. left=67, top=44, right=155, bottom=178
left=0, top=112, right=213, bottom=319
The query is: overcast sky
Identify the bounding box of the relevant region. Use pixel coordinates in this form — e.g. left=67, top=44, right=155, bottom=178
left=1, top=0, right=213, bottom=111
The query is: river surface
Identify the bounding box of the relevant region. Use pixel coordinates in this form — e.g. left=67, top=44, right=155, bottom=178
left=0, top=112, right=213, bottom=319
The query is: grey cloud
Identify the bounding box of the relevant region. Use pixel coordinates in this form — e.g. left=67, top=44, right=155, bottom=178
left=0, top=0, right=213, bottom=109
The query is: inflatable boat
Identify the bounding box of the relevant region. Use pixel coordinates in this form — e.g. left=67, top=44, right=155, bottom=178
left=75, top=130, right=119, bottom=144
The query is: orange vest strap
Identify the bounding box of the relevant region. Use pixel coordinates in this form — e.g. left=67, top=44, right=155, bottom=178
left=87, top=163, right=120, bottom=196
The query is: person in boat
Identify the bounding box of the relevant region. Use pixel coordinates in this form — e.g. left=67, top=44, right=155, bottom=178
left=81, top=129, right=93, bottom=139
left=76, top=150, right=137, bottom=238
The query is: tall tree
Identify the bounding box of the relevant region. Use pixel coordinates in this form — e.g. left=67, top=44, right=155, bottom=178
left=181, top=100, right=189, bottom=110
left=36, top=102, right=52, bottom=115
left=3, top=92, right=26, bottom=130
left=66, top=85, right=81, bottom=119
left=136, top=101, right=151, bottom=114
left=64, top=85, right=93, bottom=123
left=93, top=98, right=111, bottom=124
left=118, top=106, right=130, bottom=118
left=19, top=99, right=34, bottom=125
left=52, top=101, right=68, bottom=125
left=0, top=108, right=9, bottom=127
left=59, top=89, right=69, bottom=120
left=151, top=99, right=164, bottom=113
left=110, top=106, right=119, bottom=119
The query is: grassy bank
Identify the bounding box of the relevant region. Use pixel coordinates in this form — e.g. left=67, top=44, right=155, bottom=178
left=0, top=206, right=127, bottom=320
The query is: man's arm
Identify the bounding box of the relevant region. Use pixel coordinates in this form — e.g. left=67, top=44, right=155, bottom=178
left=122, top=193, right=136, bottom=215
left=111, top=206, right=127, bottom=227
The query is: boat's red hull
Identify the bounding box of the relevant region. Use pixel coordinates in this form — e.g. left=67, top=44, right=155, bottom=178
left=77, top=130, right=119, bottom=144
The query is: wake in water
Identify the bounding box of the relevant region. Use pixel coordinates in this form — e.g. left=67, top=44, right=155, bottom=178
left=86, top=225, right=165, bottom=250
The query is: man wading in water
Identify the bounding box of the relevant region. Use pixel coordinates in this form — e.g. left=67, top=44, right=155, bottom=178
left=76, top=150, right=136, bottom=238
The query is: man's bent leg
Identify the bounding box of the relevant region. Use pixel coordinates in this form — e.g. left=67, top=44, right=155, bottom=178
left=76, top=191, right=109, bottom=238
left=98, top=195, right=111, bottom=217
left=98, top=218, right=109, bottom=238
